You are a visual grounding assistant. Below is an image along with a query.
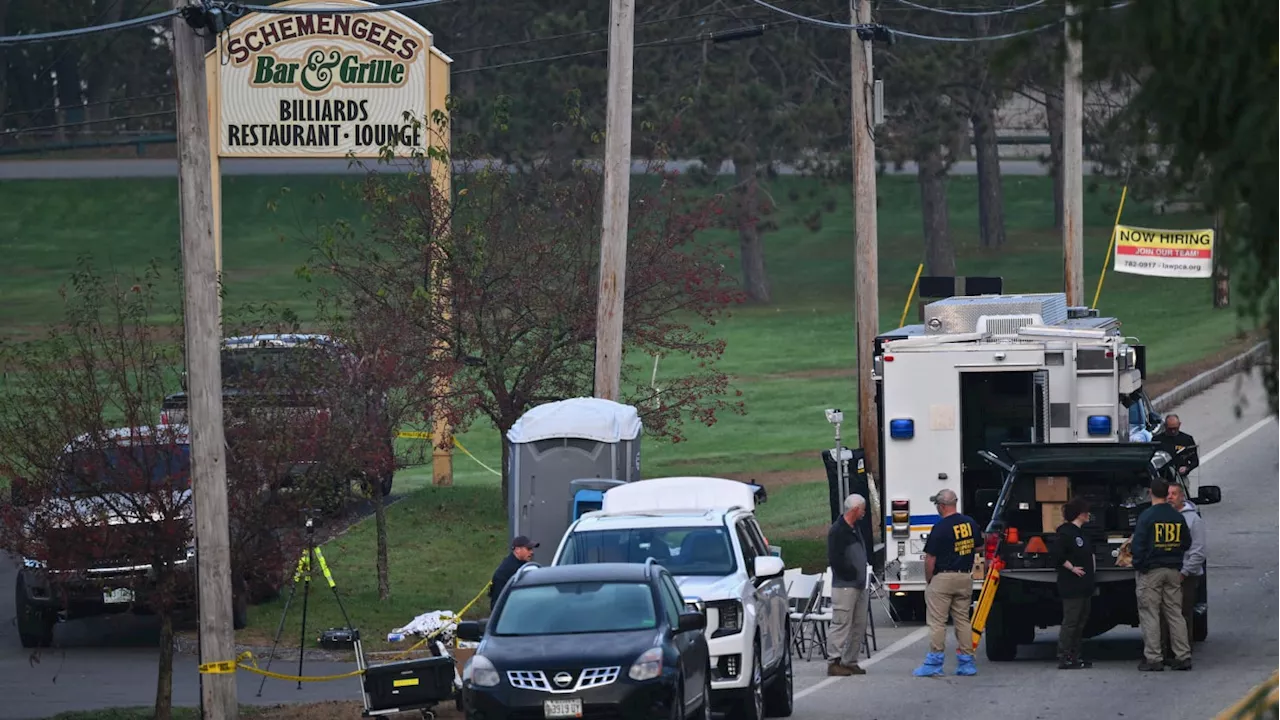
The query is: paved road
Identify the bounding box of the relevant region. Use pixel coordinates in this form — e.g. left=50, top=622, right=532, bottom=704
left=0, top=157, right=1097, bottom=180
left=0, top=370, right=1272, bottom=718
left=787, top=368, right=1278, bottom=720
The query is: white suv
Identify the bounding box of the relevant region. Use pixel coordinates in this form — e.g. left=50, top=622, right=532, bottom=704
left=550, top=476, right=793, bottom=720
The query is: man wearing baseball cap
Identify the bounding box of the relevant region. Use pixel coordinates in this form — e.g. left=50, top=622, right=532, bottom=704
left=490, top=535, right=539, bottom=606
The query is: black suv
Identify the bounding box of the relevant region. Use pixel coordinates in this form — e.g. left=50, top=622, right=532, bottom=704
left=457, top=561, right=711, bottom=720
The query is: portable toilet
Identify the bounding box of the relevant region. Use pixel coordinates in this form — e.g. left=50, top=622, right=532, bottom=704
left=505, top=398, right=643, bottom=546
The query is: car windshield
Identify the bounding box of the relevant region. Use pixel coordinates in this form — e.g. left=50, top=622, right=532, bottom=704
left=493, top=581, right=657, bottom=636
left=558, top=526, right=737, bottom=577
left=221, top=346, right=340, bottom=390
left=56, top=444, right=192, bottom=495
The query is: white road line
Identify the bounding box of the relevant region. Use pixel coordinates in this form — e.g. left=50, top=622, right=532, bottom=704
left=793, top=627, right=930, bottom=699
left=1198, top=417, right=1275, bottom=466
left=792, top=416, right=1275, bottom=703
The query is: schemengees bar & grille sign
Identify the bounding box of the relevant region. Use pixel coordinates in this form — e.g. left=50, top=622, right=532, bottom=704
left=209, top=0, right=452, bottom=158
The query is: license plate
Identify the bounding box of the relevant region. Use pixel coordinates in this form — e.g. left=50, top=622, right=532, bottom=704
left=103, top=588, right=135, bottom=604
left=544, top=698, right=583, bottom=719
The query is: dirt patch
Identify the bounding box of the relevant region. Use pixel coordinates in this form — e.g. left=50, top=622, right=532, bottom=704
left=776, top=524, right=829, bottom=541
left=1144, top=333, right=1264, bottom=400
left=664, top=451, right=823, bottom=489
left=248, top=700, right=458, bottom=720
left=732, top=367, right=853, bottom=383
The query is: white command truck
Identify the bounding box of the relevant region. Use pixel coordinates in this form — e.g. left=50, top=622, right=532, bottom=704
left=870, top=293, right=1161, bottom=620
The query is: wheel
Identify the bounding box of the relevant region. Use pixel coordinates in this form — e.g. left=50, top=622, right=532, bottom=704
left=734, top=639, right=764, bottom=720
left=15, top=576, right=56, bottom=649
left=983, top=604, right=1018, bottom=662
left=763, top=628, right=793, bottom=717
left=1192, top=609, right=1207, bottom=642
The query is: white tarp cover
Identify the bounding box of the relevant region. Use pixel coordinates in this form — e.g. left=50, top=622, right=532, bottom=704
left=602, top=476, right=757, bottom=514
left=506, top=397, right=643, bottom=444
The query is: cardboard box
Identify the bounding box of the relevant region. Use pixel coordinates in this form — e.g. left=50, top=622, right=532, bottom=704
left=971, top=554, right=987, bottom=580
left=1035, top=476, right=1070, bottom=503
left=1041, top=502, right=1067, bottom=532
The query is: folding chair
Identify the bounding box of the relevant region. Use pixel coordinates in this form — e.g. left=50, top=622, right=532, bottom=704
left=786, top=572, right=818, bottom=658
left=789, top=574, right=832, bottom=661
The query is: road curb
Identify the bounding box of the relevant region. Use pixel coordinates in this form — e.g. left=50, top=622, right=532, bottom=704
left=1151, top=341, right=1271, bottom=413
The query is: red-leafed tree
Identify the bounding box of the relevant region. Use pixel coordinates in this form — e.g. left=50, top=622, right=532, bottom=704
left=301, top=110, right=746, bottom=512
left=0, top=261, right=311, bottom=720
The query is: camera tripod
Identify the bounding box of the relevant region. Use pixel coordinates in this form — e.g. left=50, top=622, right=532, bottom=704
left=257, top=517, right=356, bottom=695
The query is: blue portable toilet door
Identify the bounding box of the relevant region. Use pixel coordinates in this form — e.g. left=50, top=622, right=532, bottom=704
left=572, top=489, right=605, bottom=520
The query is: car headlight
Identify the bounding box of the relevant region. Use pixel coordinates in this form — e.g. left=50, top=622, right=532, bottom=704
left=629, top=647, right=663, bottom=681
left=469, top=654, right=500, bottom=688
left=713, top=600, right=743, bottom=634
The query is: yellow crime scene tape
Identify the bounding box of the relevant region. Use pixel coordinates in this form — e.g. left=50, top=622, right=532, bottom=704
left=396, top=431, right=501, bottom=477
left=197, top=581, right=493, bottom=682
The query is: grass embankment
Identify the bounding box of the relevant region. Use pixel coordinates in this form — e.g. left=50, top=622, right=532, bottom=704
left=0, top=173, right=1250, bottom=649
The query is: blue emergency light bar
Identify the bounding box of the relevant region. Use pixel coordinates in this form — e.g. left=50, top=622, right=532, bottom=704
left=1086, top=415, right=1112, bottom=436
left=889, top=418, right=915, bottom=440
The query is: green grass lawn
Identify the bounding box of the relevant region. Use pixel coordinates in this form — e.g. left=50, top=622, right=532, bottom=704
left=0, top=172, right=1252, bottom=648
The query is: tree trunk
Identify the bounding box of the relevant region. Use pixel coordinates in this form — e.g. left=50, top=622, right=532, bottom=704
left=918, top=146, right=955, bottom=277
left=154, top=605, right=175, bottom=720
left=1046, top=90, right=1065, bottom=231
left=0, top=0, right=9, bottom=133
left=85, top=0, right=124, bottom=125
left=374, top=479, right=390, bottom=600
left=733, top=156, right=771, bottom=304
left=971, top=91, right=1006, bottom=249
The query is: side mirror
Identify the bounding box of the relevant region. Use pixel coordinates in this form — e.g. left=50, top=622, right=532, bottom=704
left=456, top=620, right=485, bottom=642
left=753, top=555, right=785, bottom=580
left=1194, top=485, right=1222, bottom=506
left=683, top=596, right=705, bottom=615
left=676, top=611, right=706, bottom=634
left=10, top=477, right=29, bottom=506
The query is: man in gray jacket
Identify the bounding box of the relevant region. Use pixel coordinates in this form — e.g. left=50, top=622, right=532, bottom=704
left=1163, top=484, right=1206, bottom=662
left=825, top=494, right=869, bottom=676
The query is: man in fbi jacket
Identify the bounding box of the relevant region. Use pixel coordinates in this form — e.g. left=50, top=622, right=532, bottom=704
left=1130, top=478, right=1192, bottom=671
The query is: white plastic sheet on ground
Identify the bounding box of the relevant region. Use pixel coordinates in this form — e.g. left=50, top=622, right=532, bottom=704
left=392, top=609, right=458, bottom=640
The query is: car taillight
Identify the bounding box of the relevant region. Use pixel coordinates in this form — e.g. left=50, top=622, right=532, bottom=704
left=891, top=499, right=910, bottom=538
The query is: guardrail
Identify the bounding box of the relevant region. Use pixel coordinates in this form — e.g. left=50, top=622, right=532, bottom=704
left=0, top=134, right=1068, bottom=159
left=0, top=133, right=177, bottom=157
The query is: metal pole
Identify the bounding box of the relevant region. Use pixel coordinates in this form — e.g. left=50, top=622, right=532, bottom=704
left=851, top=0, right=881, bottom=498
left=171, top=4, right=236, bottom=718
left=1062, top=2, right=1085, bottom=306
left=593, top=0, right=635, bottom=401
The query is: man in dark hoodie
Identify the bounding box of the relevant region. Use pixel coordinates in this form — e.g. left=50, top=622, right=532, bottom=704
left=490, top=536, right=538, bottom=607
left=1051, top=498, right=1096, bottom=669
left=1130, top=478, right=1192, bottom=671
left=825, top=494, right=869, bottom=676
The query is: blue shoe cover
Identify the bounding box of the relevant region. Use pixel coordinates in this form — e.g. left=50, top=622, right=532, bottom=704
left=912, top=651, right=946, bottom=677
left=955, top=653, right=978, bottom=676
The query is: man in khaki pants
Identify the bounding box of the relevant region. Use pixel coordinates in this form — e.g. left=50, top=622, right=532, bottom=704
left=913, top=489, right=981, bottom=677
left=1131, top=478, right=1192, bottom=671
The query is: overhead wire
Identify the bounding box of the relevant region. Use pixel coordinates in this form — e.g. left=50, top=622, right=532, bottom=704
left=886, top=0, right=1048, bottom=17
left=0, top=8, right=180, bottom=46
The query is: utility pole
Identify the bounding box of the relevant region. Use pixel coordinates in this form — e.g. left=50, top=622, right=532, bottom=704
left=1062, top=2, right=1084, bottom=307
left=594, top=0, right=635, bottom=402
left=851, top=0, right=880, bottom=501
left=172, top=3, right=237, bottom=719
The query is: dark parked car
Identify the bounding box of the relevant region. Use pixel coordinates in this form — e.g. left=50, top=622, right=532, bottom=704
left=457, top=560, right=712, bottom=720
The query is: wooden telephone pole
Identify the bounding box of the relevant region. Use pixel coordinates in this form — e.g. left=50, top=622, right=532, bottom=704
left=171, top=3, right=237, bottom=719
left=851, top=0, right=880, bottom=493
left=594, top=0, right=635, bottom=401
left=1062, top=2, right=1084, bottom=307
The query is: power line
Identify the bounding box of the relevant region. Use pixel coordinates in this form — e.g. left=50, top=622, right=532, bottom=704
left=886, top=0, right=1048, bottom=17
left=0, top=109, right=175, bottom=137
left=747, top=0, right=1128, bottom=42
left=228, top=0, right=453, bottom=15
left=0, top=8, right=179, bottom=47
